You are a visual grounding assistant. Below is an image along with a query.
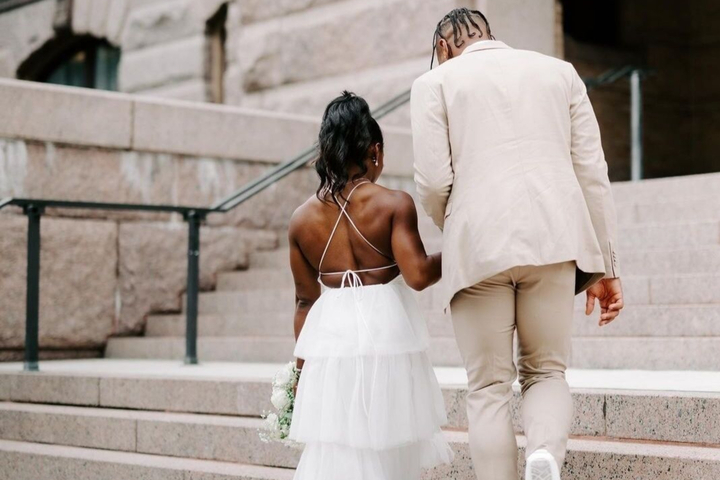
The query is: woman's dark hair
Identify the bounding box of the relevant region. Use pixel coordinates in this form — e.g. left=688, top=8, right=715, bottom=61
left=315, top=91, right=383, bottom=205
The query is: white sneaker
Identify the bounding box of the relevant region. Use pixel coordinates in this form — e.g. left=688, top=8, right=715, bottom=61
left=525, top=449, right=560, bottom=480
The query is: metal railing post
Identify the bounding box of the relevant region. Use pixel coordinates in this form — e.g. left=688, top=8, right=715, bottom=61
left=23, top=204, right=44, bottom=371
left=183, top=211, right=204, bottom=365
left=630, top=69, right=644, bottom=181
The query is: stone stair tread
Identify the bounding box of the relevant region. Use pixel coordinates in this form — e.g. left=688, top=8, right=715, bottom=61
left=148, top=304, right=720, bottom=338
left=104, top=335, right=720, bottom=370
left=2, top=359, right=719, bottom=446
left=0, top=438, right=294, bottom=480
left=2, top=432, right=719, bottom=480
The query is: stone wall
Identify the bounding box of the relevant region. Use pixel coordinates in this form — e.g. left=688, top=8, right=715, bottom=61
left=0, top=0, right=559, bottom=128
left=0, top=78, right=415, bottom=360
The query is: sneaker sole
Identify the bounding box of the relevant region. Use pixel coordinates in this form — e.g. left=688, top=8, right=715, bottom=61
left=526, top=456, right=558, bottom=480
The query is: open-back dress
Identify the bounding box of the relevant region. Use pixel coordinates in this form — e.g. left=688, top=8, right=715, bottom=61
left=289, top=182, right=454, bottom=480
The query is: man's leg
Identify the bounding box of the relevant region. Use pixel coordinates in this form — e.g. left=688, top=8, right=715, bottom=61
left=515, top=262, right=575, bottom=470
left=451, top=270, right=518, bottom=480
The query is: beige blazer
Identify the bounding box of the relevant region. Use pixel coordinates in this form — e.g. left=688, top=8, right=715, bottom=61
left=411, top=41, right=619, bottom=309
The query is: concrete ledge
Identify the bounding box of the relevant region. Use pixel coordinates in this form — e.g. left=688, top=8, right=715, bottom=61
left=1, top=431, right=719, bottom=480
left=0, top=78, right=415, bottom=176
left=0, top=79, right=132, bottom=149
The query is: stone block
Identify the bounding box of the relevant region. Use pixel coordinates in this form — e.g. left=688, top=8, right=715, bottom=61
left=0, top=79, right=133, bottom=148
left=650, top=274, right=720, bottom=304
left=444, top=387, right=605, bottom=437
left=484, top=0, right=556, bottom=56
left=239, top=57, right=425, bottom=128
left=0, top=402, right=137, bottom=451
left=216, top=269, right=293, bottom=291
left=0, top=375, right=10, bottom=400
left=136, top=414, right=301, bottom=468
left=117, top=223, right=275, bottom=334
left=104, top=337, right=180, bottom=359
left=145, top=313, right=294, bottom=337
left=105, top=0, right=132, bottom=45
left=573, top=305, right=720, bottom=337
left=0, top=215, right=117, bottom=349
left=605, top=391, right=720, bottom=445
left=234, top=0, right=467, bottom=91
left=236, top=0, right=346, bottom=24
left=119, top=35, right=205, bottom=92
left=104, top=337, right=296, bottom=363
left=136, top=78, right=207, bottom=102
left=0, top=141, right=176, bottom=207
left=88, top=0, right=113, bottom=39
left=99, top=376, right=266, bottom=416
left=624, top=248, right=720, bottom=276
left=132, top=96, right=319, bottom=162
left=0, top=438, right=295, bottom=480
left=120, top=0, right=204, bottom=51
left=9, top=372, right=99, bottom=405
left=0, top=0, right=55, bottom=70
left=619, top=221, right=720, bottom=250
left=611, top=172, right=720, bottom=205
left=196, top=289, right=295, bottom=315
left=570, top=337, right=720, bottom=370
left=0, top=440, right=186, bottom=480
left=635, top=196, right=720, bottom=224
left=0, top=48, right=13, bottom=78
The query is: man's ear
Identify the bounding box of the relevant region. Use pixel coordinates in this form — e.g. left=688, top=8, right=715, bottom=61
left=436, top=38, right=449, bottom=63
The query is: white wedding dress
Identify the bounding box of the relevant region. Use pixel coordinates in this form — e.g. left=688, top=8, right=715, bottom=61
left=288, top=182, right=454, bottom=480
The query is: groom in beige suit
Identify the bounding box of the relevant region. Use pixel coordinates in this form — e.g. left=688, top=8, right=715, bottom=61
left=411, top=8, right=624, bottom=480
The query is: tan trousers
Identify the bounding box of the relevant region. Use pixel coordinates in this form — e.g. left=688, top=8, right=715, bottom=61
left=450, top=261, right=575, bottom=480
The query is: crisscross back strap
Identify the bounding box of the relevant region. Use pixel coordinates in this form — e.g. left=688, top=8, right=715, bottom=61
left=317, top=181, right=397, bottom=279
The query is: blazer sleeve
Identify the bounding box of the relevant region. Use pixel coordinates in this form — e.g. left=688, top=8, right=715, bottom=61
left=569, top=65, right=620, bottom=278
left=410, top=76, right=454, bottom=230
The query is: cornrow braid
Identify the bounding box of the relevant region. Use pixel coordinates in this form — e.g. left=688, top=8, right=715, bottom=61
left=431, top=8, right=495, bottom=68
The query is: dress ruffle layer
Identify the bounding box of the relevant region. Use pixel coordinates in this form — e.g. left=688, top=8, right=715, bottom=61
left=293, top=434, right=454, bottom=480
left=290, top=352, right=448, bottom=450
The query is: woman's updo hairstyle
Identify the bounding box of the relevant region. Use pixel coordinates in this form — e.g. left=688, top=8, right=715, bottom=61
left=315, top=91, right=384, bottom=204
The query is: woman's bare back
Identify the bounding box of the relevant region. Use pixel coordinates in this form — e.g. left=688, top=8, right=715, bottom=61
left=293, top=181, right=400, bottom=288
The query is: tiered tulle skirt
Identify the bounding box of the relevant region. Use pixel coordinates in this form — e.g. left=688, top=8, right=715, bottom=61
left=289, top=276, right=454, bottom=480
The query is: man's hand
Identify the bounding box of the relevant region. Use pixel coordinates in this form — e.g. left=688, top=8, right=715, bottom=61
left=585, top=278, right=624, bottom=326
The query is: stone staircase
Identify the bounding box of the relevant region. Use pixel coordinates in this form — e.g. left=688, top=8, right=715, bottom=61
left=3, top=173, right=719, bottom=479
left=0, top=359, right=718, bottom=479
left=106, top=173, right=720, bottom=371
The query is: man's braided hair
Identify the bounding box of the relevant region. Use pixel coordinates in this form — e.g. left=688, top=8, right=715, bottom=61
left=431, top=8, right=495, bottom=68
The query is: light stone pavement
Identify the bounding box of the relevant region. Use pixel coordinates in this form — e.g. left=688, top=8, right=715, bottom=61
left=2, top=358, right=718, bottom=393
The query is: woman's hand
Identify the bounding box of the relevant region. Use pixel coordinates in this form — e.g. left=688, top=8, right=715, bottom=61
left=585, top=278, right=624, bottom=326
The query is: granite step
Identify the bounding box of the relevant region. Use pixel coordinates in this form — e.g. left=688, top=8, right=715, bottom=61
left=2, top=360, right=719, bottom=443
left=1, top=381, right=719, bottom=446
left=0, top=439, right=293, bottom=480
left=248, top=246, right=720, bottom=276
left=417, top=219, right=720, bottom=253
left=193, top=273, right=720, bottom=316
left=610, top=172, right=720, bottom=204
left=2, top=427, right=719, bottom=480
left=104, top=335, right=720, bottom=370
left=1, top=401, right=720, bottom=469
left=147, top=304, right=720, bottom=338
left=626, top=195, right=720, bottom=225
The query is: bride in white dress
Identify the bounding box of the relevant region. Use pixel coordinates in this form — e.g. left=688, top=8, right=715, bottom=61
left=286, top=91, right=454, bottom=480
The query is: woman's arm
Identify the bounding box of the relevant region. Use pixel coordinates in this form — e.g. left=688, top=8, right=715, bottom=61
left=390, top=191, right=442, bottom=291
left=288, top=214, right=321, bottom=371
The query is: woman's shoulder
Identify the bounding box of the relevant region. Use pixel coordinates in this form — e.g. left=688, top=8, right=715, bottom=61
left=288, top=195, right=323, bottom=237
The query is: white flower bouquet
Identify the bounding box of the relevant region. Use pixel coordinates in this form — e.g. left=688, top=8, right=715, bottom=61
left=258, top=361, right=301, bottom=445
